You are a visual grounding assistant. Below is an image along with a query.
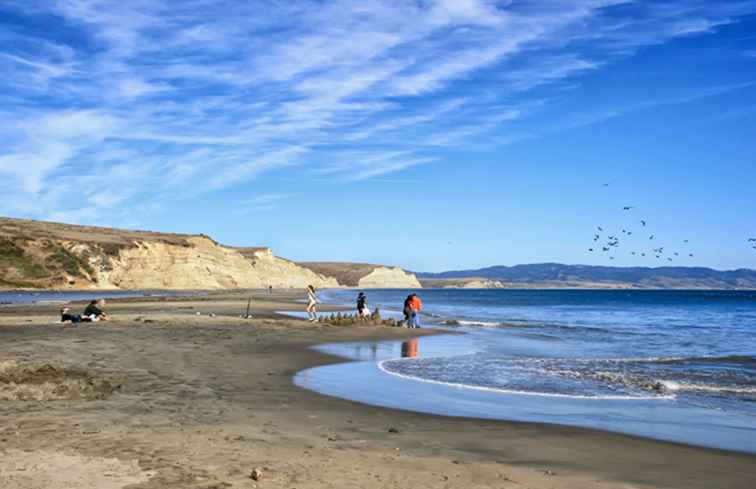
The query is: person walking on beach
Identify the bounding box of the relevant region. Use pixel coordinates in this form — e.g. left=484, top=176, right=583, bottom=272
left=408, top=293, right=423, bottom=328
left=306, top=285, right=319, bottom=322
left=356, top=292, right=369, bottom=320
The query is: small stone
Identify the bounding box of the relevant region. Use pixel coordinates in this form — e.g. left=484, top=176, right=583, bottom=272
left=250, top=468, right=263, bottom=481
left=387, top=427, right=400, bottom=434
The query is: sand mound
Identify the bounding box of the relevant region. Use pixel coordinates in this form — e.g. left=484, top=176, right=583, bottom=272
left=0, top=450, right=154, bottom=489
left=0, top=360, right=120, bottom=401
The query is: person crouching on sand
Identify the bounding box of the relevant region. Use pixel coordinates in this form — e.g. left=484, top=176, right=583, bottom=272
left=306, top=285, right=319, bottom=322
left=408, top=293, right=423, bottom=328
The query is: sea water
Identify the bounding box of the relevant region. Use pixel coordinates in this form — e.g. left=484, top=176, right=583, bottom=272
left=295, top=289, right=756, bottom=452
left=0, top=290, right=197, bottom=305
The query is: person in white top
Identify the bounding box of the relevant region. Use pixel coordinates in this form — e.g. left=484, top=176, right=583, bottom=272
left=306, top=285, right=319, bottom=322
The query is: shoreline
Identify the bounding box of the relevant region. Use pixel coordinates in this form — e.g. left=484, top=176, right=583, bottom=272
left=4, top=286, right=756, bottom=294
left=1, top=292, right=754, bottom=488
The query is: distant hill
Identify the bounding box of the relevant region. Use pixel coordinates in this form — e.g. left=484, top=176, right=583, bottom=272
left=417, top=263, right=756, bottom=289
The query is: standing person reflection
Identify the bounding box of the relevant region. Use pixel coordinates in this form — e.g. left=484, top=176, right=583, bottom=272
left=401, top=338, right=419, bottom=358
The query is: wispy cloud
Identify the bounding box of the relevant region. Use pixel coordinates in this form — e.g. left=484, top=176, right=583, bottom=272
left=1, top=0, right=755, bottom=223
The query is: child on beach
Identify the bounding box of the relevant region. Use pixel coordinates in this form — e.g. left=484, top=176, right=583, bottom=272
left=60, top=306, right=81, bottom=324
left=306, top=285, right=319, bottom=322
left=402, top=294, right=413, bottom=327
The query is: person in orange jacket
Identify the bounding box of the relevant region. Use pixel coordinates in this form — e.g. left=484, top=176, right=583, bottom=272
left=408, top=293, right=422, bottom=328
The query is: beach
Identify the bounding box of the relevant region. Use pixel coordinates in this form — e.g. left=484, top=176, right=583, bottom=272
left=1, top=291, right=754, bottom=489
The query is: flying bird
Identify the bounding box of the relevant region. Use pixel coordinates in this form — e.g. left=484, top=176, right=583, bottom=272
left=667, top=258, right=673, bottom=262
left=598, top=227, right=604, bottom=232
left=589, top=248, right=594, bottom=252
left=689, top=254, right=694, bottom=257
left=748, top=238, right=756, bottom=242
left=649, top=235, right=654, bottom=240
left=630, top=251, right=636, bottom=255
left=641, top=253, right=646, bottom=257
left=684, top=240, right=689, bottom=243
left=641, top=220, right=646, bottom=226
left=623, top=206, right=634, bottom=210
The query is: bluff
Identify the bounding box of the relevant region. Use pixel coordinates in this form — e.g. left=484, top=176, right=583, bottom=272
left=298, top=262, right=422, bottom=289
left=0, top=217, right=340, bottom=290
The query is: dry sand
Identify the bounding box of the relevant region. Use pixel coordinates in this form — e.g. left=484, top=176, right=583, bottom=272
left=1, top=291, right=754, bottom=489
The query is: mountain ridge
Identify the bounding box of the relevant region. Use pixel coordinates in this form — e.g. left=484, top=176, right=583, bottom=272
left=417, top=263, right=756, bottom=289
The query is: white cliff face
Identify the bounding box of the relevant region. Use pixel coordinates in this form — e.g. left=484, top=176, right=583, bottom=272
left=356, top=267, right=422, bottom=289
left=243, top=248, right=339, bottom=289
left=0, top=216, right=417, bottom=290
left=92, top=237, right=337, bottom=290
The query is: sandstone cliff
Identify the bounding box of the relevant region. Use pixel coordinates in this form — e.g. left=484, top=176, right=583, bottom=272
left=298, top=262, right=421, bottom=289
left=0, top=217, right=338, bottom=290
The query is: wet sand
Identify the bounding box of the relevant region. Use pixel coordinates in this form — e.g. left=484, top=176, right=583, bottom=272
left=1, top=290, right=754, bottom=489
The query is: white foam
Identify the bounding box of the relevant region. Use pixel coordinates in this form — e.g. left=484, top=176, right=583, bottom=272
left=659, top=380, right=756, bottom=395
left=377, top=358, right=676, bottom=401
left=456, top=320, right=502, bottom=327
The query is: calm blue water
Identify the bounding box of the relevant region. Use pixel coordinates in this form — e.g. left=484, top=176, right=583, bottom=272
left=296, top=289, right=756, bottom=452
left=0, top=290, right=197, bottom=305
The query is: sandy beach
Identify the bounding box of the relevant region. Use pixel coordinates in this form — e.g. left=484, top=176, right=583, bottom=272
left=1, top=291, right=754, bottom=489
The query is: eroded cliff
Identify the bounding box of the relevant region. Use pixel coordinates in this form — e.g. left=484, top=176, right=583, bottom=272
left=298, top=262, right=421, bottom=289
left=0, top=218, right=338, bottom=290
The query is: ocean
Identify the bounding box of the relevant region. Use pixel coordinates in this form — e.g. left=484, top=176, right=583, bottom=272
left=0, top=290, right=197, bottom=305
left=295, top=288, right=756, bottom=453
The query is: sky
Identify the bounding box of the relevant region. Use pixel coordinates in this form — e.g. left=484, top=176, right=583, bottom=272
left=1, top=0, right=755, bottom=272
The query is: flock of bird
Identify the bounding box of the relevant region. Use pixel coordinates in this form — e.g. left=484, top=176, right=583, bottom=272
left=588, top=205, right=756, bottom=262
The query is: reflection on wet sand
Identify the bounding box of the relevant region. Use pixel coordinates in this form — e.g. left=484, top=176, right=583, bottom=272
left=402, top=338, right=418, bottom=358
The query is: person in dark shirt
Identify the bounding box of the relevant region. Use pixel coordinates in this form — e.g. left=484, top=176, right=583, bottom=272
left=356, top=292, right=368, bottom=319
left=83, top=299, right=108, bottom=321
left=60, top=306, right=81, bottom=324
left=402, top=294, right=413, bottom=327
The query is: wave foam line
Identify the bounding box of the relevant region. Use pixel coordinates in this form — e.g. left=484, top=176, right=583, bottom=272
left=377, top=359, right=676, bottom=401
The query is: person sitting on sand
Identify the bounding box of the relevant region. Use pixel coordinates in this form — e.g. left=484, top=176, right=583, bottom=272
left=356, top=292, right=369, bottom=320
left=60, top=306, right=81, bottom=324
left=408, top=293, right=423, bottom=329
left=306, top=285, right=319, bottom=322
left=83, top=299, right=108, bottom=321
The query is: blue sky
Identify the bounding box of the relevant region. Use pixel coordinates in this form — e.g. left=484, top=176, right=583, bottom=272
left=1, top=0, right=755, bottom=272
